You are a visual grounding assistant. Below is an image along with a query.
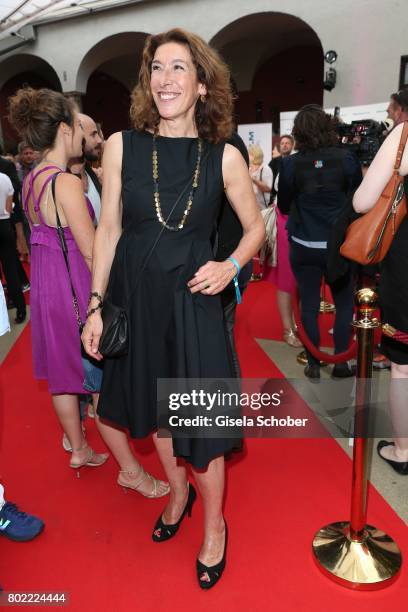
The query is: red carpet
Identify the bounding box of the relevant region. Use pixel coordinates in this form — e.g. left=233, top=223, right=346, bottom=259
left=0, top=281, right=407, bottom=611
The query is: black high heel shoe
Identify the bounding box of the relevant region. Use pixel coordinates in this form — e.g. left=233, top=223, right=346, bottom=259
left=152, top=483, right=196, bottom=542
left=377, top=441, right=408, bottom=475
left=196, top=522, right=228, bottom=590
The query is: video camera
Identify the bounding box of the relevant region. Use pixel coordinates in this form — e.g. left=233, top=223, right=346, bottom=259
left=335, top=114, right=392, bottom=166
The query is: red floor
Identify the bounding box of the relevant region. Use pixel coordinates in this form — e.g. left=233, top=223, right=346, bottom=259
left=0, top=281, right=407, bottom=611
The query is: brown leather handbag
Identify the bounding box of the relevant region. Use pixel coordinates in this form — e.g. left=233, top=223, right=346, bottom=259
left=340, top=121, right=408, bottom=265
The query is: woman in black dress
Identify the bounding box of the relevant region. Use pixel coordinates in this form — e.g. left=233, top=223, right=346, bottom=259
left=354, top=121, right=408, bottom=475
left=82, top=29, right=264, bottom=587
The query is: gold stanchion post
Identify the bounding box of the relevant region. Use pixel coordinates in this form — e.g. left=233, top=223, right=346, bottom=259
left=312, top=288, right=402, bottom=590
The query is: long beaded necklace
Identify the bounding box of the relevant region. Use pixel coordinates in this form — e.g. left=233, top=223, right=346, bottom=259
left=152, top=133, right=203, bottom=231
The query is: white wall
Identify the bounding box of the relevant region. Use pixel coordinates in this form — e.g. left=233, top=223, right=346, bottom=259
left=281, top=102, right=389, bottom=135
left=0, top=0, right=407, bottom=106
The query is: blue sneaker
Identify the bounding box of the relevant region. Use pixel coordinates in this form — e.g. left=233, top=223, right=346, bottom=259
left=0, top=502, right=44, bottom=542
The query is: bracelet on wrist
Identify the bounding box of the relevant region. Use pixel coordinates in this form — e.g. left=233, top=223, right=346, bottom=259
left=227, top=256, right=242, bottom=305
left=89, top=291, right=103, bottom=305
left=227, top=256, right=241, bottom=275
left=86, top=302, right=103, bottom=318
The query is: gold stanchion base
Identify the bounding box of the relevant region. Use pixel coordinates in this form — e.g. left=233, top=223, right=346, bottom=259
left=320, top=300, right=336, bottom=313
left=312, top=522, right=402, bottom=590
left=297, top=350, right=308, bottom=365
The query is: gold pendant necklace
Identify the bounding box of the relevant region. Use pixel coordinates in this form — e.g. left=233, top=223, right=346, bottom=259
left=152, top=133, right=202, bottom=231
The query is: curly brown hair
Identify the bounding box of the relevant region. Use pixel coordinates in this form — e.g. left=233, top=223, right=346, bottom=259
left=292, top=104, right=338, bottom=152
left=8, top=87, right=75, bottom=152
left=130, top=28, right=234, bottom=143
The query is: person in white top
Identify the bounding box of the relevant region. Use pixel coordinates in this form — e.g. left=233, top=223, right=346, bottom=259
left=80, top=113, right=103, bottom=223
left=0, top=172, right=13, bottom=220
left=248, top=144, right=273, bottom=210
left=67, top=114, right=103, bottom=225
left=0, top=172, right=26, bottom=323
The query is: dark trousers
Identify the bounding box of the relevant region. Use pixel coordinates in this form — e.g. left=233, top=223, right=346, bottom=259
left=290, top=241, right=354, bottom=366
left=0, top=219, right=26, bottom=314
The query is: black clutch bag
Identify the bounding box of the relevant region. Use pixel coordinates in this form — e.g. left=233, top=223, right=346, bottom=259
left=99, top=299, right=128, bottom=357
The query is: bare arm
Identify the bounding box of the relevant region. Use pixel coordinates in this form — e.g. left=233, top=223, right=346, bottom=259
left=353, top=123, right=408, bottom=213
left=57, top=174, right=95, bottom=270
left=251, top=166, right=273, bottom=193
left=81, top=132, right=123, bottom=357
left=188, top=144, right=265, bottom=295
left=224, top=145, right=266, bottom=265
left=5, top=195, right=13, bottom=215
left=252, top=177, right=272, bottom=193
left=90, top=132, right=123, bottom=298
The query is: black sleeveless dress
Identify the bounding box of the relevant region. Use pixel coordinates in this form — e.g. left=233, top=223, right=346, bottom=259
left=380, top=176, right=408, bottom=364
left=97, top=130, right=239, bottom=468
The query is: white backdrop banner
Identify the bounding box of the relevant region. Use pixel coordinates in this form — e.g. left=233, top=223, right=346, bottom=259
left=238, top=123, right=272, bottom=164
left=280, top=102, right=388, bottom=135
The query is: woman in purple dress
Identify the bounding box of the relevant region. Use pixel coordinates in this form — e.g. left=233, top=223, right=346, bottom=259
left=9, top=89, right=169, bottom=494
left=8, top=88, right=109, bottom=471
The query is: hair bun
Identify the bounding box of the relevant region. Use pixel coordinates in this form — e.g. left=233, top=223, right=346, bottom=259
left=8, top=87, right=45, bottom=136
left=8, top=87, right=74, bottom=153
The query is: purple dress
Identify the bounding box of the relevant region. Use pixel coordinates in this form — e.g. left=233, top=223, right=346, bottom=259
left=23, top=166, right=93, bottom=394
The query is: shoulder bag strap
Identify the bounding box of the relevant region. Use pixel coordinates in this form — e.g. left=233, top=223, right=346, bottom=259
left=51, top=173, right=84, bottom=329
left=394, top=121, right=408, bottom=170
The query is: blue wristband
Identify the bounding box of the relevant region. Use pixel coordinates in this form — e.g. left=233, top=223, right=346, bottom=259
left=227, top=256, right=241, bottom=275
left=227, top=256, right=242, bottom=304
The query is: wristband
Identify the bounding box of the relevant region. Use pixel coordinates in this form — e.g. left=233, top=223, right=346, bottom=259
left=227, top=256, right=242, bottom=304
left=227, top=256, right=241, bottom=275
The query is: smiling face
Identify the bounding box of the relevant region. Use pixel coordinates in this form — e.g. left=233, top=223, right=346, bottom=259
left=150, top=42, right=206, bottom=126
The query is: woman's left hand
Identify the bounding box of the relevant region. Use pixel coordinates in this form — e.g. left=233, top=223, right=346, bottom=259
left=187, top=260, right=237, bottom=295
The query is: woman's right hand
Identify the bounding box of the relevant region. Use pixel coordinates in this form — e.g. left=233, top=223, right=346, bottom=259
left=81, top=311, right=104, bottom=361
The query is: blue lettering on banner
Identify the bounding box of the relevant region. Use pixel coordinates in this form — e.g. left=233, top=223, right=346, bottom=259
left=249, top=131, right=255, bottom=144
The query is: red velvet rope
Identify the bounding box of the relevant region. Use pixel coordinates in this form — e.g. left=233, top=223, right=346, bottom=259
left=382, top=326, right=408, bottom=345
left=292, top=289, right=358, bottom=363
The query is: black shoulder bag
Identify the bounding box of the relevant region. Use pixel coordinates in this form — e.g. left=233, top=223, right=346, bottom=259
left=99, top=147, right=212, bottom=358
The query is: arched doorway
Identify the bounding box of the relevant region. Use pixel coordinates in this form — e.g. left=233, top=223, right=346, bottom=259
left=211, top=12, right=323, bottom=134
left=0, top=54, right=62, bottom=151
left=77, top=32, right=149, bottom=137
